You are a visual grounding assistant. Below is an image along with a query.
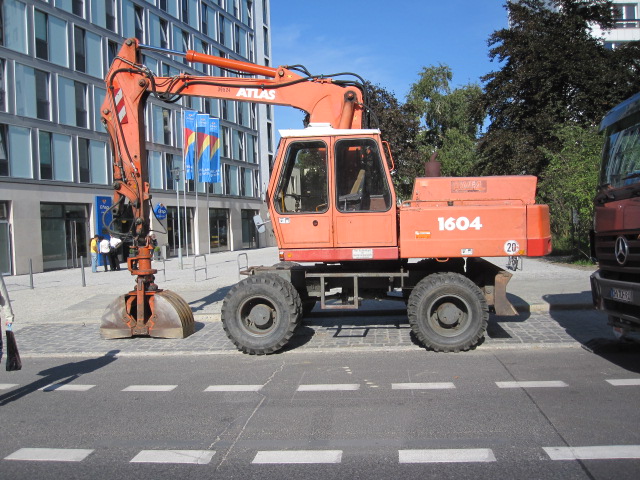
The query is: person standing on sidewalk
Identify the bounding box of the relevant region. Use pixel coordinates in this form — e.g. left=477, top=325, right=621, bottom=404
left=0, top=274, right=15, bottom=360
left=90, top=234, right=99, bottom=273
left=99, top=236, right=110, bottom=272
left=109, top=236, right=123, bottom=271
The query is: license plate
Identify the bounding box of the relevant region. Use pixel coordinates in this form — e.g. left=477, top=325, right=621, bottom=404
left=610, top=288, right=633, bottom=303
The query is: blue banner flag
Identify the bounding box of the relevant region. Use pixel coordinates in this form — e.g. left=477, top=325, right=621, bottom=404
left=183, top=110, right=197, bottom=180
left=209, top=118, right=221, bottom=183
left=196, top=114, right=210, bottom=183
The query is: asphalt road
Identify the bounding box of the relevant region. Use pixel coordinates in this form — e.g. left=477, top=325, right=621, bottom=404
left=1, top=347, right=639, bottom=479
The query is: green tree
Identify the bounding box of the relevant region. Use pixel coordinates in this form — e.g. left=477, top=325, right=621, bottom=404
left=407, top=64, right=485, bottom=176
left=364, top=82, right=423, bottom=200
left=479, top=0, right=640, bottom=176
left=538, top=124, right=602, bottom=257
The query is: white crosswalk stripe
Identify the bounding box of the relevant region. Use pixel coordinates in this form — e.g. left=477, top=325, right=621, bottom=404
left=606, top=379, right=640, bottom=386
left=0, top=383, right=18, bottom=390
left=297, top=384, right=360, bottom=391
left=4, top=448, right=94, bottom=462
left=121, top=385, right=177, bottom=392
left=252, top=450, right=343, bottom=464
left=399, top=448, right=496, bottom=463
left=543, top=445, right=640, bottom=460
left=496, top=381, right=568, bottom=388
left=130, top=450, right=215, bottom=464
left=392, top=382, right=456, bottom=390
left=40, top=384, right=95, bottom=392
left=204, top=385, right=263, bottom=392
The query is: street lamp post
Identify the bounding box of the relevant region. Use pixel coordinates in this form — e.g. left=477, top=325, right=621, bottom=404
left=172, top=168, right=183, bottom=269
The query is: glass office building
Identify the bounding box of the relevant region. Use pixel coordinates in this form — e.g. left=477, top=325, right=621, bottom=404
left=0, top=0, right=274, bottom=274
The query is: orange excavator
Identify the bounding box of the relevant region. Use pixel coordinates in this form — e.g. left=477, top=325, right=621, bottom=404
left=100, top=38, right=552, bottom=353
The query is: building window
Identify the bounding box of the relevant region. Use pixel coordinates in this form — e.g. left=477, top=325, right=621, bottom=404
left=38, top=131, right=53, bottom=180
left=150, top=14, right=169, bottom=49
left=202, top=3, right=209, bottom=35
left=71, top=27, right=102, bottom=76
left=263, top=26, right=269, bottom=53
left=55, top=0, right=84, bottom=17
left=74, top=26, right=86, bottom=72
left=245, top=0, right=253, bottom=28
left=248, top=134, right=257, bottom=163
left=1, top=0, right=27, bottom=54
left=78, top=138, right=107, bottom=184
left=614, top=3, right=639, bottom=28
left=15, top=64, right=50, bottom=120
left=35, top=10, right=48, bottom=60
left=0, top=124, right=7, bottom=176
left=6, top=125, right=33, bottom=178
left=227, top=164, right=239, bottom=195
left=39, top=131, right=73, bottom=182
left=219, top=14, right=226, bottom=45
left=58, top=77, right=87, bottom=128
left=152, top=105, right=172, bottom=145
left=148, top=150, right=163, bottom=189
left=90, top=0, right=116, bottom=31
left=0, top=58, right=5, bottom=112
left=222, top=126, right=230, bottom=158
left=134, top=5, right=144, bottom=41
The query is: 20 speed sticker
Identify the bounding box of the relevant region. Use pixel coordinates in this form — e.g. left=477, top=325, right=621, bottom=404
left=504, top=240, right=520, bottom=255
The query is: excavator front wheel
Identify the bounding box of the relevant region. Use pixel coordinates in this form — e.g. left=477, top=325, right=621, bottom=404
left=407, top=272, right=488, bottom=352
left=221, top=273, right=302, bottom=355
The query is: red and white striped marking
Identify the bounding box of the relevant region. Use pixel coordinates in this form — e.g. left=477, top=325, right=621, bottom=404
left=114, top=88, right=128, bottom=124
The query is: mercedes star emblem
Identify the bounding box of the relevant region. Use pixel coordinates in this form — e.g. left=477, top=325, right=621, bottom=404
left=614, top=236, right=629, bottom=265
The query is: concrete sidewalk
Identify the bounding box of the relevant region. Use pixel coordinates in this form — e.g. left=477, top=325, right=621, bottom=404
left=1, top=248, right=606, bottom=357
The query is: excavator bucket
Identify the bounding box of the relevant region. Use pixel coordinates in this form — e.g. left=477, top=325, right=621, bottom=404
left=100, top=290, right=195, bottom=339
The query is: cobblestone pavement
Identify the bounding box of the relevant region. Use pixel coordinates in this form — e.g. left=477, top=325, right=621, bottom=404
left=3, top=248, right=617, bottom=358
left=14, top=306, right=613, bottom=358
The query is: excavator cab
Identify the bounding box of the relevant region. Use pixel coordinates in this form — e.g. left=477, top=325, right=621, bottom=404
left=269, top=126, right=398, bottom=262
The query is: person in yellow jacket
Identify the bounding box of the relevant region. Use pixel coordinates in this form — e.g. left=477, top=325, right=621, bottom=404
left=90, top=234, right=99, bottom=273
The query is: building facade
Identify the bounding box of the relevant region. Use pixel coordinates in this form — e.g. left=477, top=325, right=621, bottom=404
left=0, top=0, right=275, bottom=275
left=591, top=1, right=640, bottom=48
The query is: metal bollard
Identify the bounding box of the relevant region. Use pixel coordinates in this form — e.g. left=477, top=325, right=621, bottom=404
left=29, top=258, right=34, bottom=289
left=80, top=256, right=86, bottom=287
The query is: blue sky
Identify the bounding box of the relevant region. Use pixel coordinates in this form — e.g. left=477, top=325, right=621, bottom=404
left=270, top=0, right=509, bottom=130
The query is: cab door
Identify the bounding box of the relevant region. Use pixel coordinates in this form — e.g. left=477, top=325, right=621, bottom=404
left=269, top=138, right=333, bottom=248
left=332, top=136, right=397, bottom=247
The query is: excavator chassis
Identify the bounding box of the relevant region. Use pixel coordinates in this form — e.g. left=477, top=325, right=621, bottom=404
left=221, top=257, right=517, bottom=354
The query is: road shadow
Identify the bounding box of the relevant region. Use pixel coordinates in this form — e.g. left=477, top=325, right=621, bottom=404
left=189, top=286, right=231, bottom=313
left=543, top=292, right=640, bottom=373
left=542, top=291, right=594, bottom=310
left=0, top=350, right=120, bottom=406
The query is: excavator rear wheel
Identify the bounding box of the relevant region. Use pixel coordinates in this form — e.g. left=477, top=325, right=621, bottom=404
left=221, top=273, right=302, bottom=355
left=407, top=272, right=488, bottom=352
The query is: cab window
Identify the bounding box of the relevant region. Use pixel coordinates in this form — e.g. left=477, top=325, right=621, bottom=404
left=275, top=141, right=328, bottom=214
left=335, top=138, right=391, bottom=212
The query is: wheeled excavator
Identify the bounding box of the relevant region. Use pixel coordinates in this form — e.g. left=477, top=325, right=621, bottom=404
left=100, top=38, right=552, bottom=353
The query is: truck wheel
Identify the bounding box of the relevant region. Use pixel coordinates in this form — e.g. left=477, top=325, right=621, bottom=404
left=221, top=274, right=302, bottom=355
left=407, top=273, right=488, bottom=352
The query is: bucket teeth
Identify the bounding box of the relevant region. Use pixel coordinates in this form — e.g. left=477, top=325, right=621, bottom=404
left=100, top=290, right=195, bottom=339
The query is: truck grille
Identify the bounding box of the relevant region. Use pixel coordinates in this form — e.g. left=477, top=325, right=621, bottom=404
left=595, top=231, right=640, bottom=281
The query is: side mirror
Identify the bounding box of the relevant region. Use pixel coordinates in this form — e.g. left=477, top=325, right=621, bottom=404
left=253, top=214, right=270, bottom=234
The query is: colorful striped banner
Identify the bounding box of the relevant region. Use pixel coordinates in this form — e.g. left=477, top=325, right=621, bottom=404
left=183, top=110, right=197, bottom=180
